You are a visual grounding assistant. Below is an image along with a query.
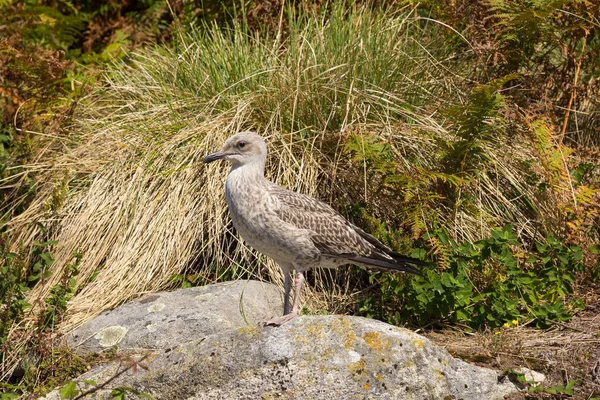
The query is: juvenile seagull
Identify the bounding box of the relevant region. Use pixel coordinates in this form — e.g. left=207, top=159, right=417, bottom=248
left=203, top=132, right=426, bottom=326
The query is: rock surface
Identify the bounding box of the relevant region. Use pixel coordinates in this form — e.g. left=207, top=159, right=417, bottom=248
left=42, top=281, right=518, bottom=400
left=68, top=280, right=284, bottom=354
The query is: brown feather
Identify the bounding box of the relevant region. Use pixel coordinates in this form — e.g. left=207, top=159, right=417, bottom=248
left=269, top=185, right=424, bottom=274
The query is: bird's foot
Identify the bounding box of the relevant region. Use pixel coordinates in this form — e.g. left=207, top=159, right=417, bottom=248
left=262, top=312, right=297, bottom=327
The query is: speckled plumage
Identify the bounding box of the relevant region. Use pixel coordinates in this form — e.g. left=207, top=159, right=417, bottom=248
left=204, top=132, right=425, bottom=325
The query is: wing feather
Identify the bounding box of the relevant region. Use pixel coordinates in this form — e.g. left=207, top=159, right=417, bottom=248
left=268, top=185, right=425, bottom=275
left=269, top=186, right=372, bottom=257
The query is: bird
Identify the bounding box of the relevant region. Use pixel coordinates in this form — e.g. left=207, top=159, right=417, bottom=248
left=203, top=131, right=427, bottom=326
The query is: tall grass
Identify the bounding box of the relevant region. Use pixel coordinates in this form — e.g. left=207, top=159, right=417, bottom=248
left=1, top=2, right=581, bottom=378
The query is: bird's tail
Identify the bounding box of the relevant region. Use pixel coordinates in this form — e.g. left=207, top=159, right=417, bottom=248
left=349, top=253, right=426, bottom=276
left=348, top=223, right=428, bottom=275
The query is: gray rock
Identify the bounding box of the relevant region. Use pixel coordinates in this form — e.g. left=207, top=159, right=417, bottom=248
left=68, top=280, right=283, bottom=354
left=49, top=314, right=517, bottom=400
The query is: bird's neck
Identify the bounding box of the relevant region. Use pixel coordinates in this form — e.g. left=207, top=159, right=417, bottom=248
left=227, top=160, right=268, bottom=186
left=225, top=161, right=270, bottom=213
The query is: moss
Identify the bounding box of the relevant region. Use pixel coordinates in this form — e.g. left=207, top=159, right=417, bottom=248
left=27, top=346, right=107, bottom=397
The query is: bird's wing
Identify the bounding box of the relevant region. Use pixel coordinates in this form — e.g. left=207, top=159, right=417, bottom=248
left=268, top=185, right=426, bottom=275
left=268, top=186, right=374, bottom=258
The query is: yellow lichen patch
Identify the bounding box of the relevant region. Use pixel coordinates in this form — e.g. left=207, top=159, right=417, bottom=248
left=413, top=339, right=424, bottom=351
left=363, top=382, right=371, bottom=390
left=361, top=332, right=390, bottom=351
left=294, top=323, right=324, bottom=345
left=374, top=372, right=384, bottom=382
left=320, top=347, right=335, bottom=360
left=307, top=323, right=324, bottom=336
left=344, top=330, right=357, bottom=350
left=237, top=326, right=260, bottom=337
left=433, top=368, right=446, bottom=381
left=328, top=317, right=357, bottom=350
left=348, top=359, right=367, bottom=380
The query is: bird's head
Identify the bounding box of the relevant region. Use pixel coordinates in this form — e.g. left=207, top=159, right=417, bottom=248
left=203, top=131, right=267, bottom=167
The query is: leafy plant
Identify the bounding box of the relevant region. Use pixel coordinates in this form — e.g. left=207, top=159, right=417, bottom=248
left=0, top=239, right=58, bottom=347
left=41, top=252, right=81, bottom=331
left=529, top=378, right=578, bottom=396
left=0, top=250, right=29, bottom=345
left=59, top=380, right=79, bottom=399
left=359, top=225, right=585, bottom=329
left=57, top=354, right=152, bottom=400
left=0, top=239, right=85, bottom=395
left=442, top=75, right=516, bottom=177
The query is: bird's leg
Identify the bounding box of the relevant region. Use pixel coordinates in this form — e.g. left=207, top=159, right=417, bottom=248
left=265, top=271, right=304, bottom=326
left=289, top=270, right=304, bottom=317
left=283, top=269, right=291, bottom=316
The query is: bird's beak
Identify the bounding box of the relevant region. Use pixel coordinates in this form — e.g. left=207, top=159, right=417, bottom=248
left=203, top=152, right=225, bottom=164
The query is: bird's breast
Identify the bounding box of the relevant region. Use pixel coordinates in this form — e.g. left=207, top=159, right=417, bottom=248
left=225, top=174, right=278, bottom=251
left=224, top=173, right=318, bottom=265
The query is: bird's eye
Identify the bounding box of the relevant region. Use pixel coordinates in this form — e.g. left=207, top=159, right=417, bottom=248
left=238, top=141, right=246, bottom=149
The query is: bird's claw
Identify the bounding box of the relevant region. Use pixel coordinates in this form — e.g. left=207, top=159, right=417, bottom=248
left=262, top=312, right=298, bottom=327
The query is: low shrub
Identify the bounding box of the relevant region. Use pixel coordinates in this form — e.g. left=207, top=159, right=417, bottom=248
left=359, top=225, right=591, bottom=329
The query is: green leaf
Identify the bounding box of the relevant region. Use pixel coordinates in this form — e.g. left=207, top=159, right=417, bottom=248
left=59, top=381, right=79, bottom=399
left=110, top=388, right=126, bottom=400
left=565, top=378, right=578, bottom=391
left=89, top=271, right=100, bottom=282
left=410, top=248, right=427, bottom=259
left=535, top=242, right=548, bottom=253
left=40, top=252, right=55, bottom=265
left=455, top=309, right=469, bottom=321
